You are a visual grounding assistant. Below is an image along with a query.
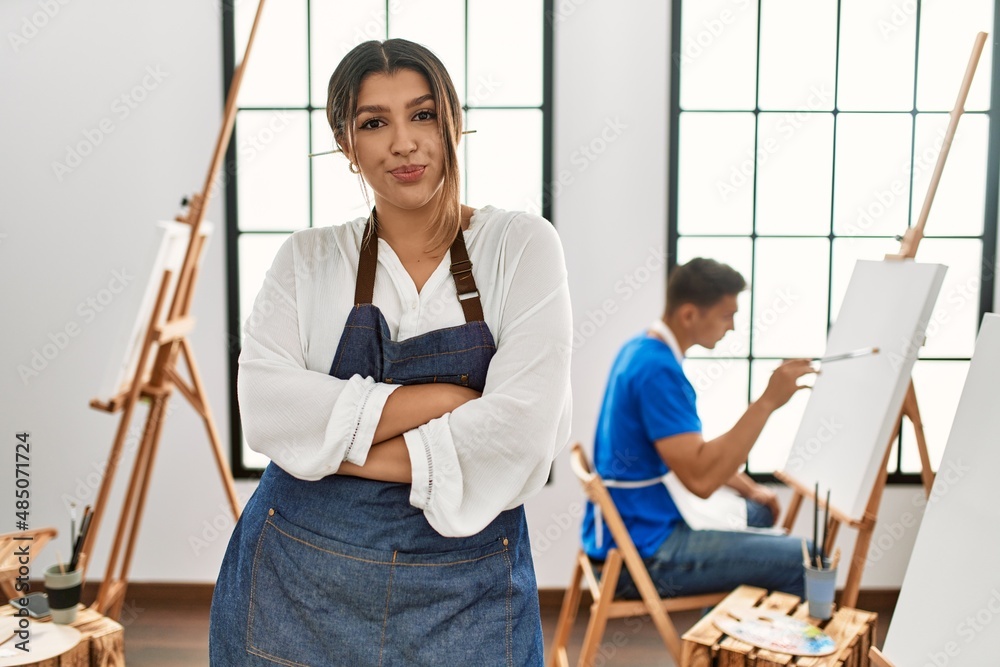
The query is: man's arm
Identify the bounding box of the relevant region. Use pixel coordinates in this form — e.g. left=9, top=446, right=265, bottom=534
left=655, top=359, right=815, bottom=499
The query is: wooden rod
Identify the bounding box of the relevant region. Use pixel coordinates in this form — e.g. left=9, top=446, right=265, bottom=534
left=891, top=31, right=988, bottom=259
left=171, top=0, right=267, bottom=319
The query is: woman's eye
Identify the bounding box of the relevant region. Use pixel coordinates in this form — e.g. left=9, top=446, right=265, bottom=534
left=414, top=109, right=436, bottom=121
left=359, top=118, right=384, bottom=130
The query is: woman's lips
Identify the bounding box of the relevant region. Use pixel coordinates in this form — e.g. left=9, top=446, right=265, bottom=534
left=390, top=165, right=425, bottom=182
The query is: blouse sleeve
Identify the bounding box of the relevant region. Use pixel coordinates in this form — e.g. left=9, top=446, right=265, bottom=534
left=402, top=215, right=573, bottom=537
left=237, top=234, right=399, bottom=480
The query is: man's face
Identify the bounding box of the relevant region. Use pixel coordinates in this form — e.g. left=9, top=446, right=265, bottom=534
left=692, top=294, right=738, bottom=349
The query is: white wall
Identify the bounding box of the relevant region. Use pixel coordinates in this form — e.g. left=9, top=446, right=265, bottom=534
left=2, top=0, right=986, bottom=590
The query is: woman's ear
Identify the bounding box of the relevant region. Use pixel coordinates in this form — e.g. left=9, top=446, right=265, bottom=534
left=335, top=133, right=354, bottom=164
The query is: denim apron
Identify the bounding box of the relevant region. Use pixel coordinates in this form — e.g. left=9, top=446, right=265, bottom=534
left=210, top=218, right=544, bottom=667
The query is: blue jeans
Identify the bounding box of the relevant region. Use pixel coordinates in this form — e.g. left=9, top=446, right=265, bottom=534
left=616, top=500, right=806, bottom=599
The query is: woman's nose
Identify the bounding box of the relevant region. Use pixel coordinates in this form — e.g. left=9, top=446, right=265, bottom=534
left=391, top=125, right=417, bottom=156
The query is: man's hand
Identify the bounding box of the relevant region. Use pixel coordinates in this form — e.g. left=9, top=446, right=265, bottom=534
left=744, top=483, right=781, bottom=526
left=758, top=359, right=816, bottom=412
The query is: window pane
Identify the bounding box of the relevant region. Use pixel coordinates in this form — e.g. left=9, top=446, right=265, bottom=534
left=686, top=359, right=749, bottom=441
left=748, top=359, right=813, bottom=472
left=468, top=0, right=543, bottom=107
left=901, top=360, right=969, bottom=471
left=310, top=111, right=371, bottom=228
left=236, top=111, right=310, bottom=231
left=837, top=0, right=916, bottom=111
left=388, top=0, right=466, bottom=102
left=678, top=112, right=755, bottom=235
left=465, top=110, right=542, bottom=214
left=677, top=237, right=752, bottom=359
left=832, top=113, right=913, bottom=236
left=916, top=0, right=993, bottom=112
left=752, top=238, right=829, bottom=358
left=235, top=0, right=307, bottom=107
left=238, top=233, right=292, bottom=333
left=679, top=0, right=759, bottom=110
left=757, top=0, right=837, bottom=110
left=310, top=0, right=386, bottom=107
left=755, top=112, right=834, bottom=235
left=915, top=238, right=982, bottom=359
left=911, top=114, right=988, bottom=237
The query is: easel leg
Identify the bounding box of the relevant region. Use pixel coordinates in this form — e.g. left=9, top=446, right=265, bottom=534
left=178, top=339, right=241, bottom=519
left=781, top=491, right=803, bottom=533
left=93, top=393, right=170, bottom=619
left=902, top=381, right=935, bottom=497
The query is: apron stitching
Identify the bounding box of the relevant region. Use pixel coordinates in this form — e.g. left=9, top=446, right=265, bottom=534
left=267, top=522, right=507, bottom=566
left=390, top=344, right=495, bottom=363
left=245, top=511, right=271, bottom=653
left=246, top=646, right=310, bottom=667
left=504, top=545, right=514, bottom=667
left=331, top=319, right=356, bottom=378
left=245, top=514, right=313, bottom=667
left=377, top=551, right=397, bottom=667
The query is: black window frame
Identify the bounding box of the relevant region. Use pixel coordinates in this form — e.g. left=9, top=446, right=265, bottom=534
left=667, top=0, right=1000, bottom=485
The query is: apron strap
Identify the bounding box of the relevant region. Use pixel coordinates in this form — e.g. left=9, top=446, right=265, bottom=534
left=449, top=228, right=485, bottom=322
left=354, top=210, right=485, bottom=322
left=354, top=215, right=378, bottom=306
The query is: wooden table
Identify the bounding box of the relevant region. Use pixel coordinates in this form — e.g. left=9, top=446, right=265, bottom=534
left=0, top=605, right=124, bottom=667
left=681, top=585, right=877, bottom=667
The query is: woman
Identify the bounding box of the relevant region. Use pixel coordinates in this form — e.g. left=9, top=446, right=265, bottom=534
left=209, top=39, right=572, bottom=666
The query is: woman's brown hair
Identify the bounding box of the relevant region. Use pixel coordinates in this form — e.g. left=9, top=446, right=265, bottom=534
left=326, top=39, right=463, bottom=251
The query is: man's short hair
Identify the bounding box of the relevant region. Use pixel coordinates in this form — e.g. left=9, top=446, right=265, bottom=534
left=665, top=258, right=746, bottom=316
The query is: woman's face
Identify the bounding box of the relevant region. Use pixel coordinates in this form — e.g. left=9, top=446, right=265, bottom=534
left=348, top=68, right=446, bottom=217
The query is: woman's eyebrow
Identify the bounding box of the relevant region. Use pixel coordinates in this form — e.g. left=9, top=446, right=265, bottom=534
left=355, top=94, right=435, bottom=117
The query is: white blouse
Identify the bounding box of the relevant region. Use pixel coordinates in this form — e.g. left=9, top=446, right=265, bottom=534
left=238, top=205, right=573, bottom=537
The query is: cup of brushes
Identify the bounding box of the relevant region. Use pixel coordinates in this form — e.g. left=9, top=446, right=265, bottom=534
left=43, top=504, right=93, bottom=624
left=803, top=483, right=840, bottom=620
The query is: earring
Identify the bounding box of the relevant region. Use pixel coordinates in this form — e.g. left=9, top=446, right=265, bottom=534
left=349, top=162, right=361, bottom=174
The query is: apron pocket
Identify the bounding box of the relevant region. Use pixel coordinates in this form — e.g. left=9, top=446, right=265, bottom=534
left=247, top=508, right=513, bottom=667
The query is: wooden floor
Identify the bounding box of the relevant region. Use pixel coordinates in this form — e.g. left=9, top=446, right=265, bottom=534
left=119, top=593, right=896, bottom=666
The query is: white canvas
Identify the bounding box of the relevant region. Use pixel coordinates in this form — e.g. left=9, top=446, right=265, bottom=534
left=96, top=221, right=213, bottom=400
left=780, top=259, right=947, bottom=519
left=881, top=313, right=1000, bottom=665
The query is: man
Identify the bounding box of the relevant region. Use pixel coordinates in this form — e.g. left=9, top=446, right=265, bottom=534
left=581, top=257, right=815, bottom=598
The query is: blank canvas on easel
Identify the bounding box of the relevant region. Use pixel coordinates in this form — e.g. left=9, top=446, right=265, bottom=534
left=96, top=220, right=213, bottom=400
left=880, top=313, right=1000, bottom=665
left=780, top=259, right=946, bottom=519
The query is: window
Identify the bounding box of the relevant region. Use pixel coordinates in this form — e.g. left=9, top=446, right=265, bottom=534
left=668, top=0, right=999, bottom=480
left=223, top=0, right=553, bottom=476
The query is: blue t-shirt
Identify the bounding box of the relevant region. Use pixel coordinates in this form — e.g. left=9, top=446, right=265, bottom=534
left=580, top=333, right=701, bottom=559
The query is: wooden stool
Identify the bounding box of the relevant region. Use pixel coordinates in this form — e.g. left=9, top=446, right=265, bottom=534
left=681, top=585, right=877, bottom=667
left=0, top=604, right=124, bottom=666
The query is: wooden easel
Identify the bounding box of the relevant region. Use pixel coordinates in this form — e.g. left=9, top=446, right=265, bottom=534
left=79, top=0, right=268, bottom=619
left=773, top=31, right=988, bottom=610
